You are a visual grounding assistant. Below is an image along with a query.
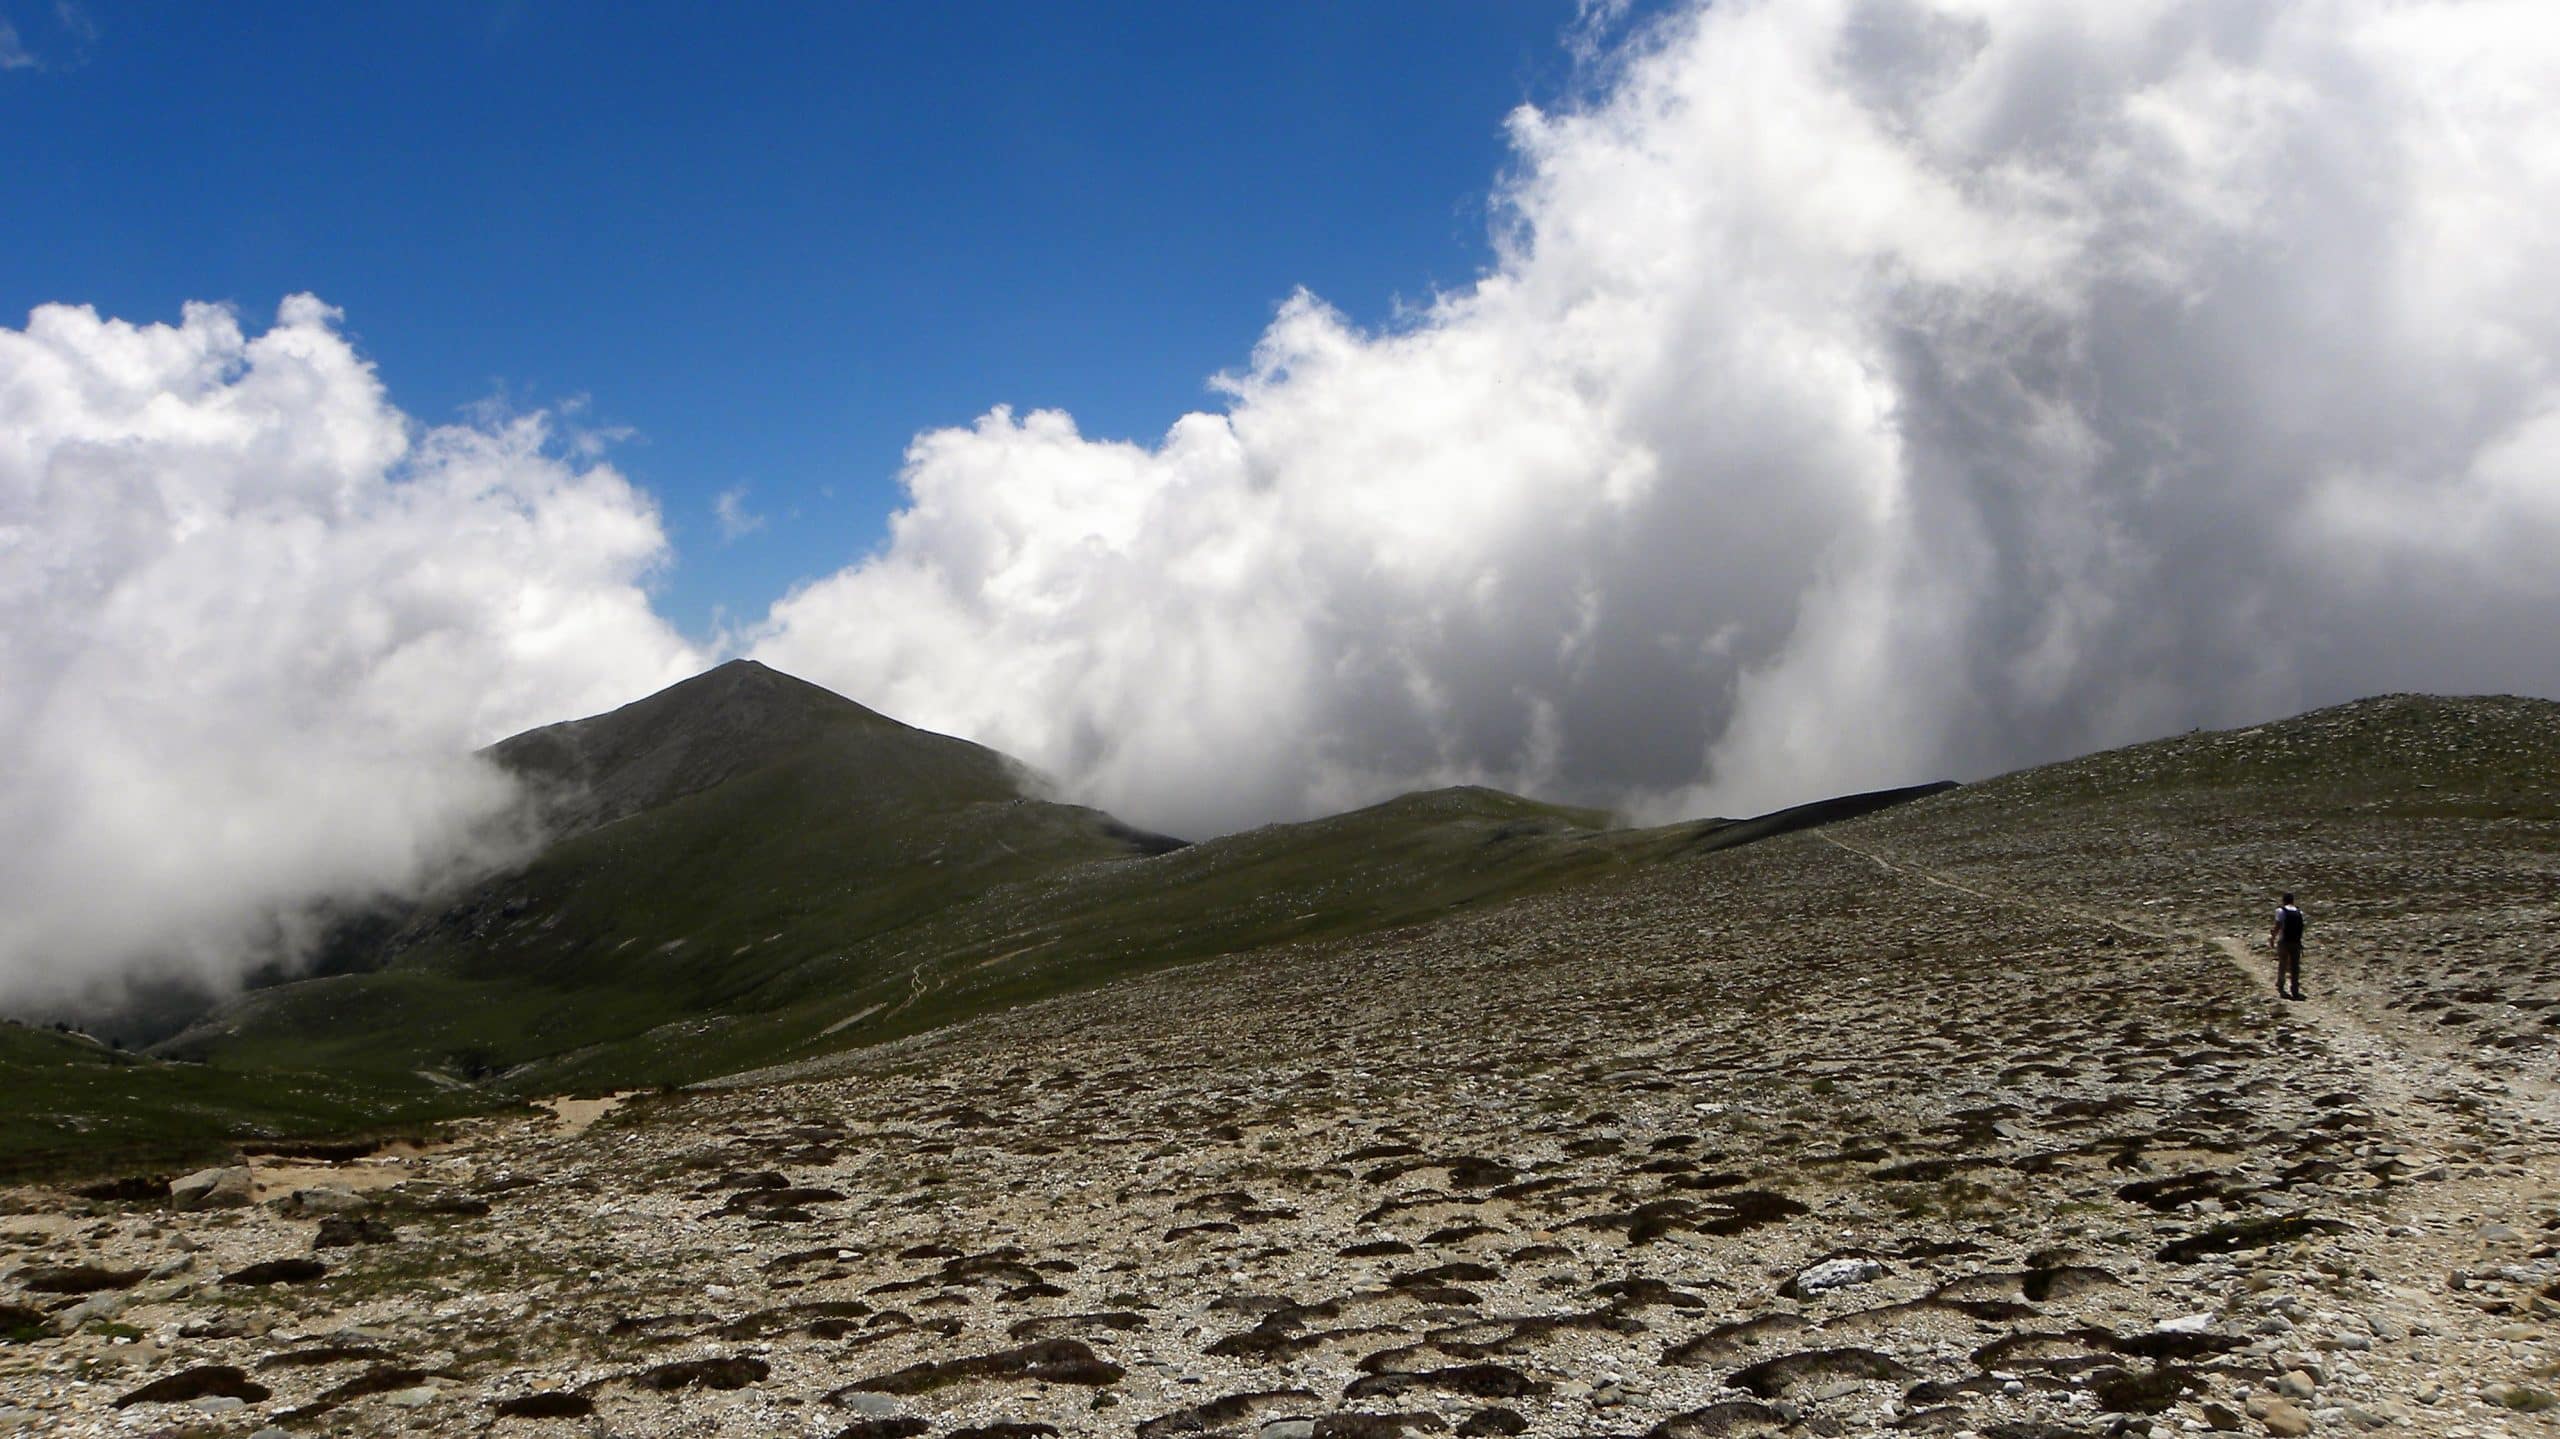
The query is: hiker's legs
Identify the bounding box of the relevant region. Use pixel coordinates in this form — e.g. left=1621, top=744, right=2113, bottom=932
left=2276, top=942, right=2302, bottom=997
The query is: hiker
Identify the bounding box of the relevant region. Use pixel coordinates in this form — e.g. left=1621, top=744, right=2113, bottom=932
left=2268, top=893, right=2306, bottom=1000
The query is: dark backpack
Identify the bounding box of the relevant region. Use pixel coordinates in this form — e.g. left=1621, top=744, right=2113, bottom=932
left=2277, top=907, right=2304, bottom=945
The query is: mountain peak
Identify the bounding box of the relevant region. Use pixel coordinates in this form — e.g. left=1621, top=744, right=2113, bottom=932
left=693, top=656, right=786, bottom=686
left=486, top=659, right=918, bottom=836
left=643, top=657, right=882, bottom=721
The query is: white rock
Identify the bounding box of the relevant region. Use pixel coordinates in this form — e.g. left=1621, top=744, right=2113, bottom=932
left=168, top=1166, right=255, bottom=1211
left=1791, top=1258, right=1884, bottom=1294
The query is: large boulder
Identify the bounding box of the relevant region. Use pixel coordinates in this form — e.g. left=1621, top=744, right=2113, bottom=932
left=271, top=1185, right=369, bottom=1217
left=169, top=1166, right=255, bottom=1211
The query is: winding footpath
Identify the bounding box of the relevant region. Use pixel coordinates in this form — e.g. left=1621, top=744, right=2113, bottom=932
left=1818, top=826, right=2560, bottom=1434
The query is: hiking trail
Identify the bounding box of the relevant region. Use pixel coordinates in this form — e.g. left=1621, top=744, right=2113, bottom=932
left=1812, top=828, right=2559, bottom=1140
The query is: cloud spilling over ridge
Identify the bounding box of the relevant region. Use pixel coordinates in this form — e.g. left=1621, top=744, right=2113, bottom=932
left=0, top=297, right=702, bottom=1014
left=755, top=0, right=2560, bottom=836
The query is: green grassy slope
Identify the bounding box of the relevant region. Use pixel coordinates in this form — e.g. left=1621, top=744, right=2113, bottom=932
left=164, top=784, right=1622, bottom=1087
left=172, top=771, right=1955, bottom=1096
left=160, top=681, right=1170, bottom=1082
left=0, top=1021, right=472, bottom=1182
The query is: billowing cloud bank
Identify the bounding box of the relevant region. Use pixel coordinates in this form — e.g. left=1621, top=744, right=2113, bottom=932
left=756, top=0, right=2560, bottom=836
left=0, top=297, right=701, bottom=1014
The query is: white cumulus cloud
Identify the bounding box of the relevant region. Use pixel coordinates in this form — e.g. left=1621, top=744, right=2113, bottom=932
left=0, top=296, right=703, bottom=1015
left=753, top=0, right=2560, bottom=836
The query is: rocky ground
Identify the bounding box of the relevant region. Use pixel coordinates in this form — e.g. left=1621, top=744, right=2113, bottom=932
left=3, top=700, right=2555, bottom=1438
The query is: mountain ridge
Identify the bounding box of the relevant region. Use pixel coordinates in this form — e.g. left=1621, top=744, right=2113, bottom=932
left=143, top=660, right=1960, bottom=1102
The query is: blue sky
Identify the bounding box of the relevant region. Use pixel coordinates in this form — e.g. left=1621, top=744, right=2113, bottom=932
left=2, top=1, right=1603, bottom=636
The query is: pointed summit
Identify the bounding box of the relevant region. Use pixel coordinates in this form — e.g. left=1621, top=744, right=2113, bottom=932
left=623, top=657, right=901, bottom=730
left=487, top=658, right=961, bottom=837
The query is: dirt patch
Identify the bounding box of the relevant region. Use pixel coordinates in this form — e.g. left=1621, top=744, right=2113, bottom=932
left=536, top=1090, right=640, bottom=1137
left=244, top=1133, right=460, bottom=1203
